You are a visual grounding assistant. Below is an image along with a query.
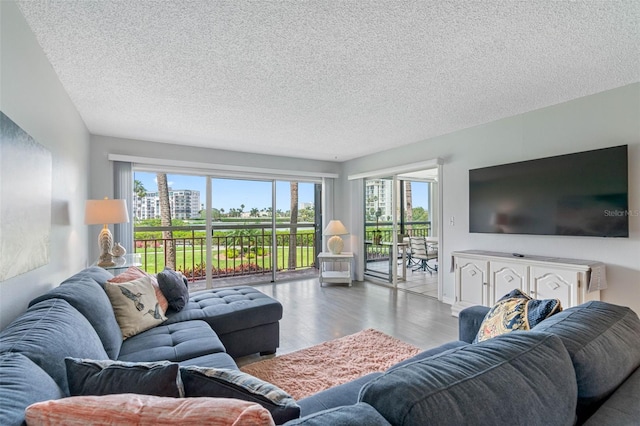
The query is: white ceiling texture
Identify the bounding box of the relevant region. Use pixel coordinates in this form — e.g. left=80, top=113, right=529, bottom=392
left=16, top=1, right=640, bottom=161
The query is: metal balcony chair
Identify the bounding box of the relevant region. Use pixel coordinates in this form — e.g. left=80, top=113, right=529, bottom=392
left=408, top=237, right=438, bottom=274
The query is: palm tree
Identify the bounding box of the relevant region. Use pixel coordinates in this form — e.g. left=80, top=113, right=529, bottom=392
left=405, top=181, right=413, bottom=235
left=134, top=180, right=147, bottom=198
left=156, top=173, right=175, bottom=269
left=288, top=182, right=298, bottom=270
left=250, top=207, right=259, bottom=217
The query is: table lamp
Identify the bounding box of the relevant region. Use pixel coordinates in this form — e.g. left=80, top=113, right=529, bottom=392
left=85, top=197, right=129, bottom=267
left=323, top=220, right=349, bottom=254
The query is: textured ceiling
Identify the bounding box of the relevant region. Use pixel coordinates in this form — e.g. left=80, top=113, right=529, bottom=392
left=16, top=1, right=640, bottom=162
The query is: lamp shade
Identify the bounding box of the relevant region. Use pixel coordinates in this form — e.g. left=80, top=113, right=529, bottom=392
left=323, top=220, right=348, bottom=236
left=85, top=198, right=129, bottom=225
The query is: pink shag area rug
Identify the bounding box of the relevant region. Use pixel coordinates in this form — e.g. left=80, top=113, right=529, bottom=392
left=240, top=328, right=421, bottom=400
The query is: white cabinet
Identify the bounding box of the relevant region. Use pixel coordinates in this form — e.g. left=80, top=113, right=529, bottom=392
left=490, top=261, right=528, bottom=305
left=455, top=257, right=488, bottom=309
left=451, top=250, right=605, bottom=317
left=529, top=266, right=580, bottom=309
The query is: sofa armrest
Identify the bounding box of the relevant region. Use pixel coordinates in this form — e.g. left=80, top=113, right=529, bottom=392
left=458, top=305, right=490, bottom=343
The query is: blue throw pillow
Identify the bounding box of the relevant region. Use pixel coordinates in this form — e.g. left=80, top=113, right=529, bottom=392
left=180, top=366, right=300, bottom=424
left=65, top=358, right=183, bottom=397
left=474, top=289, right=562, bottom=343
left=157, top=267, right=189, bottom=311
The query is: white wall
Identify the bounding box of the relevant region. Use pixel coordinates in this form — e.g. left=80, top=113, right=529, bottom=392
left=88, top=135, right=341, bottom=260
left=0, top=2, right=91, bottom=329
left=343, top=83, right=640, bottom=314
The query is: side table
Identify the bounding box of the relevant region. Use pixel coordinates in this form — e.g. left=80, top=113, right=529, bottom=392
left=318, top=252, right=353, bottom=287
left=92, top=253, right=142, bottom=274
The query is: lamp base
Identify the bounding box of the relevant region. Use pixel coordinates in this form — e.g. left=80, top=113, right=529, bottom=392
left=97, top=225, right=115, bottom=267
left=327, top=235, right=344, bottom=254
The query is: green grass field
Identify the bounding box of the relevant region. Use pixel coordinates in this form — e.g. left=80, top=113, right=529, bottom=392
left=137, top=245, right=316, bottom=275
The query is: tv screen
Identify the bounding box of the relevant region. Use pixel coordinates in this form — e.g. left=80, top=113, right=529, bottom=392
left=469, top=145, right=629, bottom=237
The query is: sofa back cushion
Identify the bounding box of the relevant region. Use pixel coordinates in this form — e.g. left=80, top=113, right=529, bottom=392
left=29, top=267, right=122, bottom=359
left=359, top=332, right=577, bottom=426
left=533, top=301, right=640, bottom=421
left=0, top=298, right=109, bottom=395
left=0, top=352, right=64, bottom=426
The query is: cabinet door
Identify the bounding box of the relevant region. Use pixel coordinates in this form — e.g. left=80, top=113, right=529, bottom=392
left=529, top=266, right=579, bottom=308
left=456, top=257, right=489, bottom=307
left=490, top=261, right=528, bottom=305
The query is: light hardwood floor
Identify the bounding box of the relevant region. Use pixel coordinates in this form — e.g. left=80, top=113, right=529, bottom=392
left=236, top=277, right=459, bottom=366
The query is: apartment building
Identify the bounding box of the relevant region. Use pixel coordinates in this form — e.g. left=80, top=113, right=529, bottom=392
left=134, top=189, right=201, bottom=220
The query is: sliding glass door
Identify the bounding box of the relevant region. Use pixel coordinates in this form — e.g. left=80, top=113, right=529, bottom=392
left=133, top=170, right=321, bottom=289
left=363, top=168, right=440, bottom=286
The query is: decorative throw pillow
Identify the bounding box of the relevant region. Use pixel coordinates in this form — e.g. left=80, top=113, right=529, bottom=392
left=157, top=267, right=189, bottom=312
left=104, top=276, right=168, bottom=339
left=25, top=393, right=275, bottom=426
left=108, top=266, right=169, bottom=313
left=180, top=366, right=300, bottom=424
left=474, top=289, right=562, bottom=343
left=65, top=358, right=182, bottom=397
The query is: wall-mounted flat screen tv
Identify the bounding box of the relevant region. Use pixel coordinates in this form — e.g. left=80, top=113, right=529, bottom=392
left=469, top=145, right=629, bottom=237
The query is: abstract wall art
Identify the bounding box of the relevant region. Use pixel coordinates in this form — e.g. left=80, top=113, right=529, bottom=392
left=0, top=111, right=52, bottom=281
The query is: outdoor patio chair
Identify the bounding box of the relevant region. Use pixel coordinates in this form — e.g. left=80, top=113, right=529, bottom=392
left=408, top=237, right=438, bottom=274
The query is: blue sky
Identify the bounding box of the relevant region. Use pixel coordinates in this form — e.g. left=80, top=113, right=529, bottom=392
left=135, top=172, right=316, bottom=211
left=135, top=172, right=429, bottom=211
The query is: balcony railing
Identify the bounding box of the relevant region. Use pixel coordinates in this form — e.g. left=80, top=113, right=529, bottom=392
left=134, top=223, right=318, bottom=282
left=364, top=221, right=431, bottom=262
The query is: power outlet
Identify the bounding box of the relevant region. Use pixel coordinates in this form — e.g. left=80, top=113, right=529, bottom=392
left=450, top=216, right=455, bottom=226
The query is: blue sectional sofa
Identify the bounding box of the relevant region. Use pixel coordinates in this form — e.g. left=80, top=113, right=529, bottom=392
left=2, top=265, right=639, bottom=425
left=0, top=267, right=288, bottom=425
left=288, top=300, right=640, bottom=425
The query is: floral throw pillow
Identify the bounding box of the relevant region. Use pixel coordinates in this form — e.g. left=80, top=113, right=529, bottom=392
left=474, top=289, right=562, bottom=343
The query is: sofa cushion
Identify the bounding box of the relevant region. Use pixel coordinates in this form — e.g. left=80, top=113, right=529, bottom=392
left=284, top=402, right=390, bottom=426
left=164, top=287, right=283, bottom=335
left=157, top=267, right=189, bottom=312
left=582, top=366, right=640, bottom=426
left=0, top=298, right=109, bottom=395
left=118, top=320, right=226, bottom=362
left=65, top=358, right=182, bottom=398
left=0, top=352, right=64, bottom=426
left=29, top=267, right=123, bottom=359
left=108, top=266, right=169, bottom=313
left=387, top=340, right=468, bottom=371
left=178, top=352, right=238, bottom=370
left=360, top=332, right=577, bottom=426
left=180, top=366, right=300, bottom=425
left=25, top=394, right=275, bottom=426
left=296, top=372, right=382, bottom=417
left=104, top=276, right=168, bottom=339
left=533, top=301, right=640, bottom=422
left=474, top=289, right=562, bottom=343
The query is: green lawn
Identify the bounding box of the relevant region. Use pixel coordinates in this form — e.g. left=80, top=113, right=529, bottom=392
left=137, top=245, right=316, bottom=275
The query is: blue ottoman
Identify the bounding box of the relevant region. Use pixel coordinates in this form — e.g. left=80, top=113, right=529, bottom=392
left=164, top=287, right=282, bottom=358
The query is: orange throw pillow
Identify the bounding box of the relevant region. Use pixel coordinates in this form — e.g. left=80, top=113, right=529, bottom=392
left=108, top=266, right=169, bottom=313
left=25, top=394, right=275, bottom=426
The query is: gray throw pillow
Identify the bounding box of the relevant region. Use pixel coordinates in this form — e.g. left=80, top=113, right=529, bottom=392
left=180, top=366, right=300, bottom=424
left=157, top=267, right=189, bottom=311
left=65, top=358, right=183, bottom=397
